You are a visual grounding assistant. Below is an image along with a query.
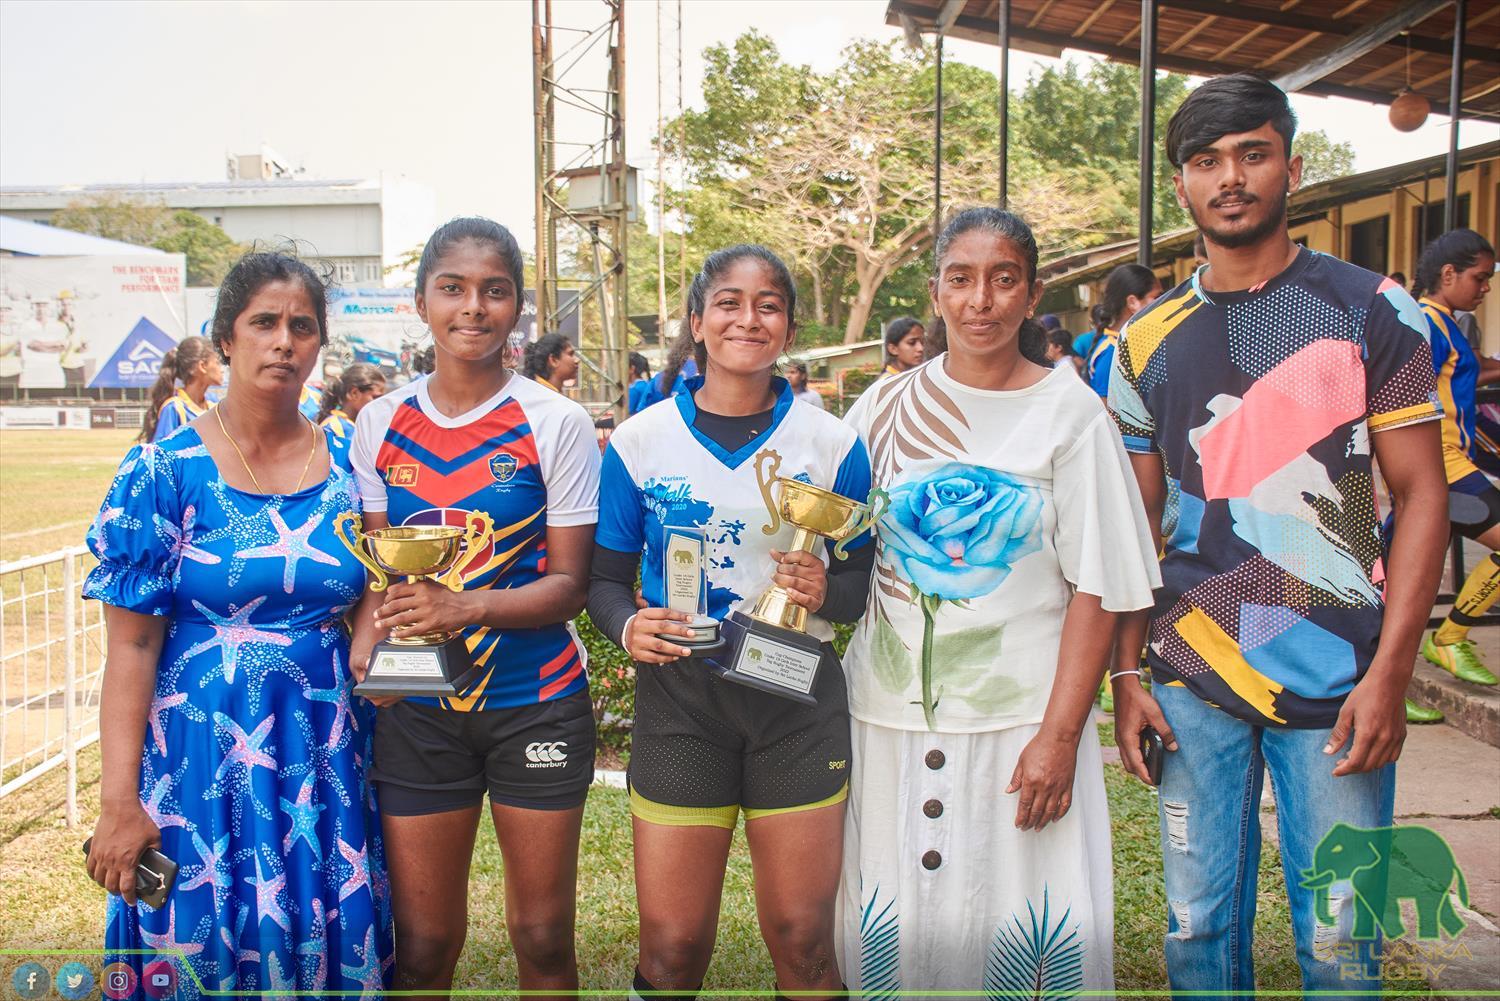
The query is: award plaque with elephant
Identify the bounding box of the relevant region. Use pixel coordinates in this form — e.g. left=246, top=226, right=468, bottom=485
left=659, top=524, right=725, bottom=656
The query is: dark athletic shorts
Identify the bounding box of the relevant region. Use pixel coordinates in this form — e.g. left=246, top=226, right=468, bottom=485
left=371, top=689, right=595, bottom=815
left=627, top=642, right=850, bottom=829
left=1451, top=470, right=1500, bottom=540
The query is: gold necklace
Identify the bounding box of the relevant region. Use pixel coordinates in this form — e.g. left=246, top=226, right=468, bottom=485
left=213, top=404, right=319, bottom=495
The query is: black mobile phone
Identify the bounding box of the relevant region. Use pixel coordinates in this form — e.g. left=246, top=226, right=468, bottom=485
left=82, top=839, right=178, bottom=909
left=1140, top=726, right=1166, bottom=787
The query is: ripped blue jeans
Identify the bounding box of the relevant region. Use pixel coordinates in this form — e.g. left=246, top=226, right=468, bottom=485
left=1154, top=682, right=1395, bottom=1000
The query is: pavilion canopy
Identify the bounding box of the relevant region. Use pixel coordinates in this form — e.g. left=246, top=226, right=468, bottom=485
left=885, top=0, right=1500, bottom=123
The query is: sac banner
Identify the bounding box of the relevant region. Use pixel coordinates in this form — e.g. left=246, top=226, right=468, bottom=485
left=0, top=254, right=187, bottom=389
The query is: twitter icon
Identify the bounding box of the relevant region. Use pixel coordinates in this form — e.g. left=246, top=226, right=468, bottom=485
left=56, top=961, right=94, bottom=1000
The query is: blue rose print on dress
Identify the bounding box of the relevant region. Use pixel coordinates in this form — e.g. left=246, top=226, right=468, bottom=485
left=880, top=464, right=1043, bottom=727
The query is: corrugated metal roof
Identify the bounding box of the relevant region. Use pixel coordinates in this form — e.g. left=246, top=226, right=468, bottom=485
left=0, top=215, right=166, bottom=257
left=889, top=0, right=1500, bottom=123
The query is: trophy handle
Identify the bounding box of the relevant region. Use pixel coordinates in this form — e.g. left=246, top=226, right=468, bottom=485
left=833, top=488, right=890, bottom=561
left=756, top=449, right=783, bottom=537
left=440, top=510, right=494, bottom=593
left=333, top=511, right=390, bottom=592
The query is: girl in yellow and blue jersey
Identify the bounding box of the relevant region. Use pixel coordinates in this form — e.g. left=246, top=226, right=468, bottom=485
left=881, top=315, right=925, bottom=378
left=315, top=361, right=386, bottom=440
left=139, top=335, right=222, bottom=442
left=1086, top=263, right=1160, bottom=398
left=1415, top=229, right=1500, bottom=685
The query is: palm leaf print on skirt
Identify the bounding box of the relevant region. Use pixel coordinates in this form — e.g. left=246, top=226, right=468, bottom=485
left=983, top=886, right=1084, bottom=1000
left=859, top=882, right=901, bottom=1000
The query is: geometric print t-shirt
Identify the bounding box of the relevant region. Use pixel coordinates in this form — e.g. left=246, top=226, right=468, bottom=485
left=1109, top=247, right=1441, bottom=728
left=351, top=372, right=602, bottom=712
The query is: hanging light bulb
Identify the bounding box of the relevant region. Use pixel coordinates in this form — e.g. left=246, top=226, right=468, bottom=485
left=1388, top=32, right=1429, bottom=133
left=1390, top=88, right=1431, bottom=132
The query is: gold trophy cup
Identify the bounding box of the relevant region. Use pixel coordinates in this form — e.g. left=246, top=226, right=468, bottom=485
left=709, top=449, right=887, bottom=704
left=334, top=510, right=494, bottom=698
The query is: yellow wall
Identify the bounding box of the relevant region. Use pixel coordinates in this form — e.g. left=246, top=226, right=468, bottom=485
left=1061, top=154, right=1499, bottom=355
left=1289, top=155, right=1498, bottom=355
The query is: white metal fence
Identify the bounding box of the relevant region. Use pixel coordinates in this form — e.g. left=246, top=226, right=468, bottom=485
left=0, top=545, right=107, bottom=825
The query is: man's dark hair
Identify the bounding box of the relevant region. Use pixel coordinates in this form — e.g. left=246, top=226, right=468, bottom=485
left=1165, top=73, right=1296, bottom=169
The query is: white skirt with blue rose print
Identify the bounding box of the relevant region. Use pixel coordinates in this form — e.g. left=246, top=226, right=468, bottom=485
left=835, top=717, right=1115, bottom=998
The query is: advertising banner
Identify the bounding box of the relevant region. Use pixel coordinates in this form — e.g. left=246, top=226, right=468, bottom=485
left=325, top=287, right=580, bottom=381
left=0, top=255, right=187, bottom=390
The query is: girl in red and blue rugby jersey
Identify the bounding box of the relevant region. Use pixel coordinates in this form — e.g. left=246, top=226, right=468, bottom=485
left=349, top=217, right=601, bottom=997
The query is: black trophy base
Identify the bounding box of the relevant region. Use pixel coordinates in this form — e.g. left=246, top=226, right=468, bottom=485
left=706, top=610, right=822, bottom=706
left=355, top=634, right=479, bottom=699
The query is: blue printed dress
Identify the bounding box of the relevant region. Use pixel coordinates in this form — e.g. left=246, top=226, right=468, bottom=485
left=84, top=426, right=391, bottom=998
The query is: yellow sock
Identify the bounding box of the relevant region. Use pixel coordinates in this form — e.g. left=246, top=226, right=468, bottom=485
left=1435, top=552, right=1500, bottom=646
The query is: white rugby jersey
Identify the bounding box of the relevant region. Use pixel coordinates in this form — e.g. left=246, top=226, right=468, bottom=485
left=596, top=377, right=871, bottom=643
left=349, top=372, right=601, bottom=711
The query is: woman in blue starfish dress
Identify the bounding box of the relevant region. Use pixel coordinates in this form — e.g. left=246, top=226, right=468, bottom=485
left=84, top=251, right=392, bottom=997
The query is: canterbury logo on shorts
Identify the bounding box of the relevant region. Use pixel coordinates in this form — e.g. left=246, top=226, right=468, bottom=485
left=524, top=741, right=569, bottom=768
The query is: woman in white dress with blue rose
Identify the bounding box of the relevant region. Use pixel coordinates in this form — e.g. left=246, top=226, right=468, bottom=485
left=837, top=207, right=1161, bottom=995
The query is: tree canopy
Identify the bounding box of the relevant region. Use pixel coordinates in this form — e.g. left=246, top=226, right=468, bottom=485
left=636, top=35, right=1358, bottom=346
left=51, top=195, right=247, bottom=286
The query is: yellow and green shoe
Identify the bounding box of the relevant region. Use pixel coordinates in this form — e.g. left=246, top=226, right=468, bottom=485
left=1422, top=634, right=1499, bottom=686
left=1405, top=699, right=1444, bottom=724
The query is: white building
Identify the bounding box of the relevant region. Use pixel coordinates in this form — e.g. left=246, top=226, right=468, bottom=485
left=0, top=152, right=435, bottom=288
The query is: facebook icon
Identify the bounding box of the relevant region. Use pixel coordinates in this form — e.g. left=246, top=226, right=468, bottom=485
left=12, top=962, right=49, bottom=999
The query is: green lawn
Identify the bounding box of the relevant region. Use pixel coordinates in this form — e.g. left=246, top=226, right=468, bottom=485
left=0, top=429, right=137, bottom=562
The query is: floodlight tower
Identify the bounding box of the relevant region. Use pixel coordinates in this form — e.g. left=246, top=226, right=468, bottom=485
left=656, top=0, right=685, bottom=342
left=532, top=0, right=632, bottom=418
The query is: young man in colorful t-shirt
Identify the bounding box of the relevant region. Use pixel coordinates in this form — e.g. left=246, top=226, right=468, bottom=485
left=1107, top=75, right=1450, bottom=997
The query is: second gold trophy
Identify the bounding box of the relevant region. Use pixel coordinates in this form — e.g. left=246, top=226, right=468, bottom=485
left=707, top=449, right=885, bottom=705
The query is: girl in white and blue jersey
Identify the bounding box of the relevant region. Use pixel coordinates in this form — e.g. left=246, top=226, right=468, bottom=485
left=589, top=245, right=872, bottom=1001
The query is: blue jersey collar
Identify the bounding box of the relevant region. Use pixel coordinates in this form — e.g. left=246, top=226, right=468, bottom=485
left=674, top=375, right=795, bottom=470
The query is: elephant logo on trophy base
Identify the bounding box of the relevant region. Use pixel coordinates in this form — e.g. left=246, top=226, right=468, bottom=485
left=1300, top=823, right=1469, bottom=941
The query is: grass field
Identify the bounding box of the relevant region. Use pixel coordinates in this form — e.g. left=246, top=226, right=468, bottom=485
left=0, top=429, right=136, bottom=563
left=4, top=742, right=1368, bottom=994
left=0, top=429, right=1424, bottom=995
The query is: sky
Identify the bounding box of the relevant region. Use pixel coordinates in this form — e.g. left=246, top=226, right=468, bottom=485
left=2, top=0, right=1495, bottom=236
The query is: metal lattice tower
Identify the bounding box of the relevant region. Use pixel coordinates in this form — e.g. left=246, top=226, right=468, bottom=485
left=655, top=0, right=686, bottom=342
left=532, top=0, right=631, bottom=417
